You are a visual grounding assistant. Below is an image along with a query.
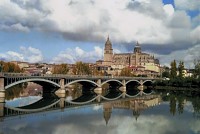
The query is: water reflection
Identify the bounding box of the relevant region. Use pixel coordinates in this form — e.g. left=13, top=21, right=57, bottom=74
left=1, top=94, right=200, bottom=134
left=2, top=88, right=200, bottom=134
left=103, top=95, right=161, bottom=124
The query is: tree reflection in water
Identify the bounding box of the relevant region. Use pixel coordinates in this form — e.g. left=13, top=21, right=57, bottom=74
left=4, top=83, right=200, bottom=120
left=5, top=83, right=28, bottom=100
left=156, top=89, right=200, bottom=117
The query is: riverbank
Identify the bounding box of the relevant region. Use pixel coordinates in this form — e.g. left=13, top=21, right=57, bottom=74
left=155, top=86, right=199, bottom=91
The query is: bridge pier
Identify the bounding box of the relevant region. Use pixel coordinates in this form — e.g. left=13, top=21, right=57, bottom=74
left=56, top=87, right=66, bottom=110
left=138, top=80, right=144, bottom=91
left=94, top=79, right=102, bottom=102
left=59, top=97, right=65, bottom=111
left=0, top=77, right=5, bottom=103
left=94, top=87, right=102, bottom=102
left=0, top=102, right=4, bottom=118
left=55, top=78, right=66, bottom=94
left=0, top=77, right=5, bottom=119
left=119, top=80, right=126, bottom=98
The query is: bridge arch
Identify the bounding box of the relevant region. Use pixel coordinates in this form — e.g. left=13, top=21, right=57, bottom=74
left=126, top=80, right=141, bottom=85
left=5, top=78, right=61, bottom=90
left=142, top=80, right=153, bottom=85
left=101, top=79, right=123, bottom=86
left=64, top=79, right=99, bottom=87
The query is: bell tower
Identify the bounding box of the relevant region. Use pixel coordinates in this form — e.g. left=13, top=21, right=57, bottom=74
left=103, top=36, right=113, bottom=65
left=134, top=41, right=141, bottom=53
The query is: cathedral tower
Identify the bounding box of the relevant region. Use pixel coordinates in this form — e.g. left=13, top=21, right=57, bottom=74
left=134, top=41, right=141, bottom=53
left=103, top=36, right=113, bottom=66
left=134, top=41, right=141, bottom=66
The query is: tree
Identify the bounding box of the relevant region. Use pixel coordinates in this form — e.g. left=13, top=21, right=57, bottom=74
left=162, top=71, right=170, bottom=78
left=170, top=60, right=177, bottom=79
left=1, top=62, right=22, bottom=73
left=178, top=61, right=184, bottom=78
left=73, top=62, right=91, bottom=75
left=92, top=69, right=104, bottom=76
left=162, top=66, right=170, bottom=78
left=120, top=67, right=134, bottom=77
left=53, top=64, right=69, bottom=74
left=194, top=59, right=200, bottom=78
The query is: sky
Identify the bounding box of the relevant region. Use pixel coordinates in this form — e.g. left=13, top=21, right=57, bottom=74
left=0, top=0, right=200, bottom=68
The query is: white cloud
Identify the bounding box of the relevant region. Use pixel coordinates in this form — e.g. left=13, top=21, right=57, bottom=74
left=191, top=26, right=200, bottom=44
left=174, top=0, right=200, bottom=11
left=0, top=0, right=194, bottom=44
left=75, top=47, right=84, bottom=56
left=94, top=46, right=103, bottom=57
left=0, top=0, right=199, bottom=65
left=52, top=49, right=76, bottom=64
left=157, top=44, right=200, bottom=68
left=0, top=23, right=30, bottom=32
left=0, top=46, right=43, bottom=63
left=52, top=46, right=103, bottom=64
left=1, top=51, right=24, bottom=61
left=163, top=4, right=174, bottom=16
left=20, top=46, right=43, bottom=63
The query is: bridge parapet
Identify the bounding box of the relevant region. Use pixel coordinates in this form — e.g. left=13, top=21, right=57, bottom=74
left=1, top=73, right=161, bottom=92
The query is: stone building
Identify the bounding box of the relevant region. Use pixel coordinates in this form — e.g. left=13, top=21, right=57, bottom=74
left=96, top=37, right=161, bottom=77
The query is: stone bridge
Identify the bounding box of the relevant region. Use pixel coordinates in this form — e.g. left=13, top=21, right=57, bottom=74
left=0, top=73, right=161, bottom=103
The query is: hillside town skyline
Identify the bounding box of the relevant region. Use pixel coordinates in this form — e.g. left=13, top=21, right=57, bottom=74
left=0, top=37, right=196, bottom=78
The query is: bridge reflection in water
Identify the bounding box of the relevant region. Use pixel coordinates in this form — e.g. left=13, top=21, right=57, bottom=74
left=0, top=73, right=157, bottom=103
left=0, top=90, right=161, bottom=123
left=0, top=73, right=159, bottom=122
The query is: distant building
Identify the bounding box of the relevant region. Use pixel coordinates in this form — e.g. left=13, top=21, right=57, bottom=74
left=11, top=61, right=29, bottom=69
left=96, top=37, right=161, bottom=77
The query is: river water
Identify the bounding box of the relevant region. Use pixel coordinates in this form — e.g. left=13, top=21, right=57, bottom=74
left=1, top=90, right=200, bottom=134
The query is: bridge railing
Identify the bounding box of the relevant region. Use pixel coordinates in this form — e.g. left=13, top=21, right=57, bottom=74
left=1, top=72, right=161, bottom=80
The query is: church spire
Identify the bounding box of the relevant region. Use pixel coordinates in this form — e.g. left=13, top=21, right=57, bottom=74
left=105, top=35, right=112, bottom=50
left=107, top=35, right=109, bottom=41
left=136, top=41, right=139, bottom=46
left=134, top=41, right=141, bottom=53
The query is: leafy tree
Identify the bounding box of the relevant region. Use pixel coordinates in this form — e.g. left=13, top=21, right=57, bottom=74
left=162, top=66, right=170, bottom=78
left=53, top=64, right=69, bottom=74
left=194, top=59, right=200, bottom=78
left=73, top=62, right=91, bottom=75
left=162, top=71, right=170, bottom=78
left=93, top=69, right=104, bottom=76
left=178, top=61, right=184, bottom=78
left=0, top=61, right=22, bottom=73
left=120, top=67, right=134, bottom=77
left=170, top=60, right=177, bottom=79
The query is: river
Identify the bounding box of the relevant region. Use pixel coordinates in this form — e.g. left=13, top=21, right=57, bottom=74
left=1, top=88, right=200, bottom=134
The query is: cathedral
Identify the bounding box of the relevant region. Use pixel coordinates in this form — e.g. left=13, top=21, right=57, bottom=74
left=96, top=37, right=161, bottom=77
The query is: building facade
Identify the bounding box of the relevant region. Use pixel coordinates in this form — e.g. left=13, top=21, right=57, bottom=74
left=97, top=37, right=161, bottom=77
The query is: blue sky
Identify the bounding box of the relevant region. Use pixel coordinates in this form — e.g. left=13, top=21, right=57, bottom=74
left=0, top=0, right=199, bottom=67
